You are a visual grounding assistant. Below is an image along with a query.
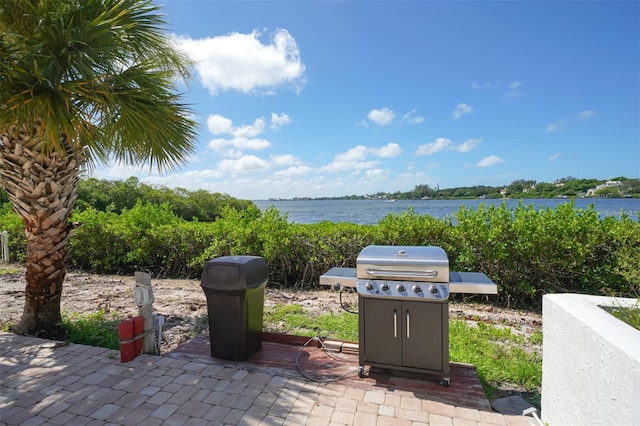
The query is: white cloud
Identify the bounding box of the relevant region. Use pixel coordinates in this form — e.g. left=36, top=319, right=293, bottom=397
left=471, top=80, right=523, bottom=99
left=504, top=81, right=524, bottom=99
left=270, top=112, right=291, bottom=129
left=416, top=138, right=453, bottom=155
left=417, top=137, right=483, bottom=156
left=476, top=155, right=504, bottom=167
left=547, top=110, right=596, bottom=132
left=183, top=169, right=225, bottom=180
left=312, top=142, right=402, bottom=175
left=208, top=137, right=271, bottom=153
left=90, top=160, right=438, bottom=200
left=323, top=149, right=380, bottom=173
left=208, top=138, right=233, bottom=152
left=206, top=114, right=281, bottom=156
left=91, top=163, right=149, bottom=180
left=223, top=149, right=243, bottom=159
left=231, top=137, right=271, bottom=150
left=323, top=160, right=380, bottom=173
left=578, top=110, right=596, bottom=120
left=218, top=155, right=272, bottom=173
left=364, top=169, right=390, bottom=180
left=455, top=138, right=483, bottom=153
left=374, top=143, right=403, bottom=158
left=402, top=110, right=424, bottom=124
left=208, top=112, right=290, bottom=140
left=334, top=145, right=369, bottom=162
left=452, top=103, right=472, bottom=119
left=330, top=143, right=402, bottom=163
left=367, top=108, right=395, bottom=126
left=207, top=114, right=266, bottom=138
left=121, top=168, right=226, bottom=190
left=175, top=29, right=306, bottom=95
left=472, top=82, right=493, bottom=90
left=399, top=171, right=428, bottom=182
left=271, top=154, right=300, bottom=166
left=548, top=153, right=562, bottom=161
left=234, top=118, right=266, bottom=138
left=207, top=114, right=234, bottom=135
left=546, top=123, right=563, bottom=132
left=504, top=90, right=524, bottom=99
left=274, top=165, right=313, bottom=177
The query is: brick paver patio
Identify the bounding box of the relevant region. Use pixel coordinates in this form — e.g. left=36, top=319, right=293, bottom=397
left=0, top=332, right=537, bottom=425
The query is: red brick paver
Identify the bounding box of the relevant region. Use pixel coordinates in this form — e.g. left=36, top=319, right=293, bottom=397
left=0, top=332, right=538, bottom=425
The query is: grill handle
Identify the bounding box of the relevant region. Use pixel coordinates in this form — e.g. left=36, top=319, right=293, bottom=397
left=365, top=268, right=438, bottom=278
left=406, top=310, right=410, bottom=339
left=393, top=309, right=398, bottom=338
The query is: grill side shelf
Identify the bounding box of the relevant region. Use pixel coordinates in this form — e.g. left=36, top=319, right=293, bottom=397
left=448, top=271, right=497, bottom=294
left=319, top=268, right=498, bottom=295
left=319, top=267, right=357, bottom=290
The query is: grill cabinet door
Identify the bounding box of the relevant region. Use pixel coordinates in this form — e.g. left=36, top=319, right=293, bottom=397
left=401, top=300, right=443, bottom=371
left=361, top=298, right=402, bottom=366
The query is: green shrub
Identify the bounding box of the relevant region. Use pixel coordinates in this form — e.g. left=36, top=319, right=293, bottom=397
left=605, top=214, right=640, bottom=296
left=452, top=201, right=638, bottom=307
left=68, top=207, right=128, bottom=272
left=376, top=207, right=456, bottom=253
left=278, top=221, right=375, bottom=287
left=3, top=199, right=638, bottom=309
left=0, top=203, right=26, bottom=262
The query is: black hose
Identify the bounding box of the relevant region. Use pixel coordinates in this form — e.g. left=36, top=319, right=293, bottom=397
left=339, top=290, right=359, bottom=314
left=295, top=336, right=358, bottom=383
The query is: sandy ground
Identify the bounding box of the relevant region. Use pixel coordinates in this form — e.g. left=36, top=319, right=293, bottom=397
left=1, top=264, right=542, bottom=396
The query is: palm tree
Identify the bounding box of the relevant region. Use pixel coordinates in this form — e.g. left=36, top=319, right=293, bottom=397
left=0, top=0, right=197, bottom=338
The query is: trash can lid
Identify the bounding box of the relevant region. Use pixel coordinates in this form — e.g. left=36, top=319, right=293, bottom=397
left=201, top=255, right=268, bottom=290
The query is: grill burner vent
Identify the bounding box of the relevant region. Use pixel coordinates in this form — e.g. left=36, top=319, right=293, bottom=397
left=357, top=280, right=449, bottom=300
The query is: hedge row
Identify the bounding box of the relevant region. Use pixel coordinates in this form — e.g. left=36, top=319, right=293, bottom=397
left=1, top=201, right=638, bottom=309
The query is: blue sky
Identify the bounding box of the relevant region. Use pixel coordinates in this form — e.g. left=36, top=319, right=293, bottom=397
left=93, top=0, right=640, bottom=200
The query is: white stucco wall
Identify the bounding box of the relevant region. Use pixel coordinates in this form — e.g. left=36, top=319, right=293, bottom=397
left=542, top=294, right=640, bottom=426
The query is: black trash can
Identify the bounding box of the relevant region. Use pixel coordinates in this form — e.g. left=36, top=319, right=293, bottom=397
left=200, top=255, right=268, bottom=361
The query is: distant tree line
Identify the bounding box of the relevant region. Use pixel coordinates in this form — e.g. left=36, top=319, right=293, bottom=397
left=368, top=176, right=640, bottom=200
left=0, top=176, right=253, bottom=222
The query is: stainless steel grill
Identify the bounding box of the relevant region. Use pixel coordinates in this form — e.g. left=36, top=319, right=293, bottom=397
left=320, top=245, right=497, bottom=386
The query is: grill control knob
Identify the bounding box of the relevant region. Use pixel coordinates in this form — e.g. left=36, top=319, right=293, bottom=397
left=381, top=282, right=389, bottom=291
left=365, top=281, right=374, bottom=291
left=429, top=285, right=439, bottom=295
left=397, top=284, right=405, bottom=292
left=412, top=284, right=422, bottom=293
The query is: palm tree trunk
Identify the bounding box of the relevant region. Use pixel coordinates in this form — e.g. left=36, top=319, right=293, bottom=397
left=19, top=223, right=70, bottom=337
left=0, top=123, right=83, bottom=338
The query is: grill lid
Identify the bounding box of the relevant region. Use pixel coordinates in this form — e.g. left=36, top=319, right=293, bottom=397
left=356, top=245, right=449, bottom=282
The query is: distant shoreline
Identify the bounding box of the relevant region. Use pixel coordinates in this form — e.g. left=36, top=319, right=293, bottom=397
left=261, top=195, right=638, bottom=202
left=261, top=177, right=639, bottom=202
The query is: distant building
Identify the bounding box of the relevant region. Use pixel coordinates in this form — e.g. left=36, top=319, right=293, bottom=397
left=586, top=180, right=622, bottom=197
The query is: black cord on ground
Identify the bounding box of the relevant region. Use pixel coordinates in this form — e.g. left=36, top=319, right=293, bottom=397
left=295, top=336, right=358, bottom=383
left=339, top=290, right=358, bottom=314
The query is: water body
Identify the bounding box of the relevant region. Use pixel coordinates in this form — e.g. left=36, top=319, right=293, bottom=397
left=253, top=198, right=640, bottom=225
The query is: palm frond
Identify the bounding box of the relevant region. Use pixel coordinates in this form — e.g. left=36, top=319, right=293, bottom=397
left=0, top=0, right=197, bottom=171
